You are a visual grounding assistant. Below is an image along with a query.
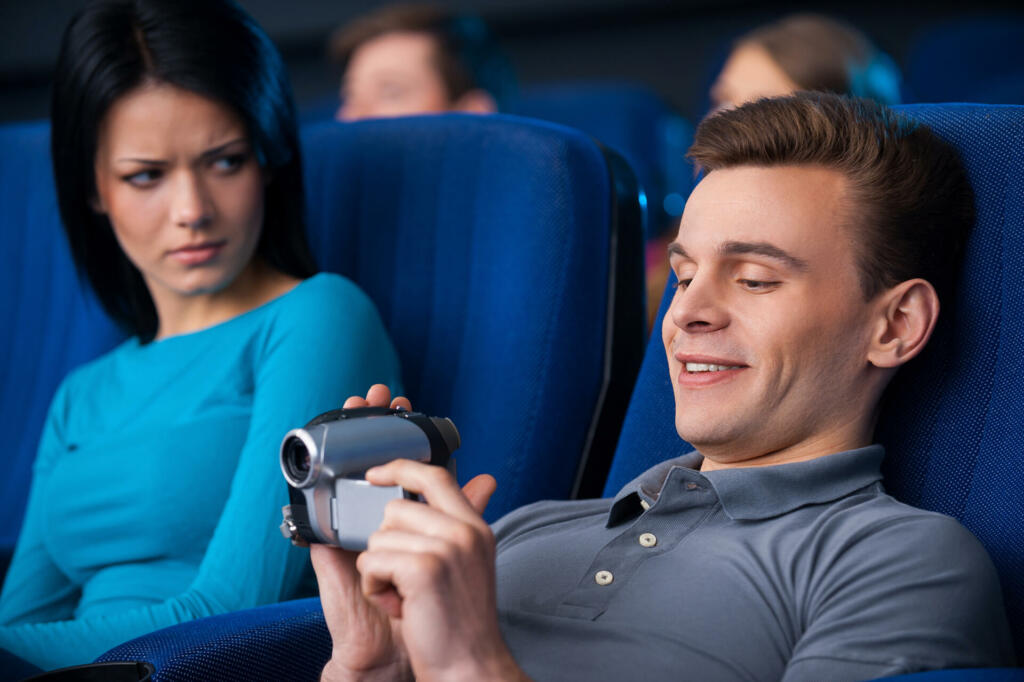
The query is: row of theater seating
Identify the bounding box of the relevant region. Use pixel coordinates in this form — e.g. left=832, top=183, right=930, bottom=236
left=1, top=101, right=1023, bottom=679
left=299, top=16, right=1024, bottom=242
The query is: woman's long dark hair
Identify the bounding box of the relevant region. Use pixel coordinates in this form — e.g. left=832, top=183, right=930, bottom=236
left=51, top=0, right=317, bottom=342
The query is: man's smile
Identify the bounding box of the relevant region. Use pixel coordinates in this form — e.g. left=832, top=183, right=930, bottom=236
left=674, top=353, right=749, bottom=387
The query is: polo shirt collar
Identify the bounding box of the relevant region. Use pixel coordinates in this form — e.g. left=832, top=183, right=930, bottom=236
left=608, top=445, right=885, bottom=525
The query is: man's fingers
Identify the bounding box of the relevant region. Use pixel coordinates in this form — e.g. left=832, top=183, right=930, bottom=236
left=343, top=385, right=411, bottom=412
left=462, top=474, right=497, bottom=515
left=367, top=460, right=484, bottom=521
left=365, top=384, right=393, bottom=407
left=368, top=528, right=450, bottom=555
left=357, top=549, right=411, bottom=613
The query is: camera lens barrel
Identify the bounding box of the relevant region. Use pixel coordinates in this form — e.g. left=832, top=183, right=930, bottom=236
left=280, top=428, right=320, bottom=488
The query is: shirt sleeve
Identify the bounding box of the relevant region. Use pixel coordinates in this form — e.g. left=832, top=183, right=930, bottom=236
left=0, top=380, right=79, bottom=627
left=0, top=277, right=403, bottom=669
left=781, top=512, right=1016, bottom=682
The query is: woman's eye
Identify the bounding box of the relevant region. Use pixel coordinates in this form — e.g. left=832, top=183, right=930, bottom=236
left=122, top=169, right=162, bottom=187
left=676, top=278, right=693, bottom=290
left=213, top=154, right=246, bottom=172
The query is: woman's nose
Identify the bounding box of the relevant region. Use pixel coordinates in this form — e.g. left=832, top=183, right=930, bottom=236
left=172, top=173, right=213, bottom=229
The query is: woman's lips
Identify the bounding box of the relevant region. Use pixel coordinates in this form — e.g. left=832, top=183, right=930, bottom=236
left=168, top=241, right=225, bottom=266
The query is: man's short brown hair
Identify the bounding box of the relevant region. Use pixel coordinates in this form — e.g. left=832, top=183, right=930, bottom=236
left=329, top=4, right=511, bottom=107
left=688, top=93, right=973, bottom=305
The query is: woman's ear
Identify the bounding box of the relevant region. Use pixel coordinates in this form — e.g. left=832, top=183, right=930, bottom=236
left=866, top=278, right=940, bottom=369
left=89, top=194, right=107, bottom=214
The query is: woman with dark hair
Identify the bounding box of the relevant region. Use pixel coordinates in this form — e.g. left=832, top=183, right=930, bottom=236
left=0, top=0, right=400, bottom=670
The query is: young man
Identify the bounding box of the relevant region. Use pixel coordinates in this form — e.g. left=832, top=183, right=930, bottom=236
left=311, top=93, right=1015, bottom=681
left=329, top=4, right=510, bottom=121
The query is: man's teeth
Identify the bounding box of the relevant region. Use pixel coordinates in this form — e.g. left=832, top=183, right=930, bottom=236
left=685, top=363, right=742, bottom=373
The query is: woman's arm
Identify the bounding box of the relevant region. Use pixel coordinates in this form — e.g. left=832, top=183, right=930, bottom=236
left=0, top=277, right=403, bottom=670
left=0, top=381, right=78, bottom=627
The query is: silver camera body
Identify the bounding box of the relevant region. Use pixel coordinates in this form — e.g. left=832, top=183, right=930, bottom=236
left=279, top=406, right=460, bottom=550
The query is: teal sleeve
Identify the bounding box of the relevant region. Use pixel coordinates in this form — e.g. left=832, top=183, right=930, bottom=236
left=0, top=381, right=79, bottom=626
left=0, top=279, right=402, bottom=669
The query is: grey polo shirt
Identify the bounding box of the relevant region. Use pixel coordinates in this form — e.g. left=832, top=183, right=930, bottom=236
left=492, top=445, right=1014, bottom=681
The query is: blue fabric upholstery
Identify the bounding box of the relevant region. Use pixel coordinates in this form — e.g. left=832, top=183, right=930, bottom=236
left=904, top=16, right=1024, bottom=104
left=512, top=82, right=694, bottom=239
left=93, top=113, right=645, bottom=679
left=0, top=121, right=123, bottom=573
left=299, top=113, right=642, bottom=521
left=0, top=112, right=642, bottom=549
left=604, top=103, right=1024, bottom=672
left=97, top=598, right=330, bottom=681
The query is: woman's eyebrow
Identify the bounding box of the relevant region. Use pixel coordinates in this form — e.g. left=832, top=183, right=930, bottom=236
left=115, top=137, right=248, bottom=165
left=198, top=137, right=248, bottom=160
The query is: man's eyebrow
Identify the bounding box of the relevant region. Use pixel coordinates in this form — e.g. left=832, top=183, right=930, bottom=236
left=720, top=241, right=809, bottom=272
left=667, top=242, right=688, bottom=259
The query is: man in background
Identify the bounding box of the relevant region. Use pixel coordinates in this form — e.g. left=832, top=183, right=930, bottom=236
left=329, top=4, right=513, bottom=121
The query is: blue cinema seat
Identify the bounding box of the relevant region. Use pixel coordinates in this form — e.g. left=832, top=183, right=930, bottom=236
left=0, top=121, right=123, bottom=582
left=85, top=113, right=644, bottom=678
left=604, top=103, right=1024, bottom=679
left=903, top=15, right=1024, bottom=104
left=512, top=82, right=695, bottom=240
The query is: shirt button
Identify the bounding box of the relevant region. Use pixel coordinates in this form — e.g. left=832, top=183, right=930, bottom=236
left=638, top=532, right=657, bottom=548
left=594, top=570, right=614, bottom=586
left=685, top=482, right=699, bottom=490
left=639, top=499, right=651, bottom=511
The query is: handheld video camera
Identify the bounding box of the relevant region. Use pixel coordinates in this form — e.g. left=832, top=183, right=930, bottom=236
left=279, top=406, right=460, bottom=550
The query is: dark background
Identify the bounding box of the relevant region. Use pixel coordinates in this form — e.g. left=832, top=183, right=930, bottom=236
left=0, top=0, right=1018, bottom=125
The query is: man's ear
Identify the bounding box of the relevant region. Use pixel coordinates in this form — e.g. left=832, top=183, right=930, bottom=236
left=452, top=89, right=497, bottom=114
left=866, top=278, right=940, bottom=369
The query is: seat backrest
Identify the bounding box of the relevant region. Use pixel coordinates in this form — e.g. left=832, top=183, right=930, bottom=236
left=876, top=103, right=1024, bottom=663
left=301, top=113, right=645, bottom=519
left=604, top=103, right=1024, bottom=661
left=93, top=112, right=647, bottom=679
left=904, top=15, right=1024, bottom=103
left=512, top=82, right=694, bottom=239
left=0, top=113, right=643, bottom=565
left=0, top=121, right=123, bottom=567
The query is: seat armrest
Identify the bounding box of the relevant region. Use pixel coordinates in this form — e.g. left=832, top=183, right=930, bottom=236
left=877, top=669, right=1024, bottom=681
left=95, top=598, right=331, bottom=681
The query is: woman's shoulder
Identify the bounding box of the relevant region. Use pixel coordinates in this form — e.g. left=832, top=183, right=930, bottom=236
left=270, top=272, right=382, bottom=329
left=58, top=336, right=138, bottom=395
left=287, top=272, right=370, bottom=305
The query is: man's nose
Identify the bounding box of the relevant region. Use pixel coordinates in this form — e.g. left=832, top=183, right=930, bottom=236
left=668, top=275, right=729, bottom=333
left=172, top=173, right=213, bottom=229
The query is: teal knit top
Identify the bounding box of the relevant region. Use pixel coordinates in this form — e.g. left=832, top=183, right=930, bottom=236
left=0, top=273, right=401, bottom=669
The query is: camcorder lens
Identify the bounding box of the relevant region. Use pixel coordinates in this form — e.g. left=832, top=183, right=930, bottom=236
left=284, top=436, right=312, bottom=484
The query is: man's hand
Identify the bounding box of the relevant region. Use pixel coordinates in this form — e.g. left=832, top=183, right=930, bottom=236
left=313, top=384, right=412, bottom=682
left=357, top=459, right=527, bottom=682
left=313, top=384, right=528, bottom=682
